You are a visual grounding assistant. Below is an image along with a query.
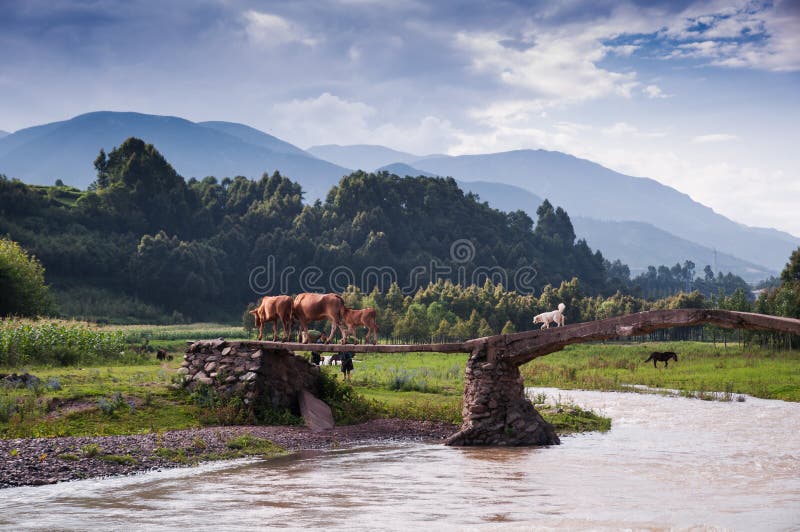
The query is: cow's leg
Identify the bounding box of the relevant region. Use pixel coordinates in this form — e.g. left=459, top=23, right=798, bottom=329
left=281, top=318, right=291, bottom=342
left=297, top=317, right=309, bottom=343
left=272, top=320, right=279, bottom=341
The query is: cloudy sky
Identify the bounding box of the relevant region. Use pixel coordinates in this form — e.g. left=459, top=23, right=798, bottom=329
left=1, top=0, right=799, bottom=234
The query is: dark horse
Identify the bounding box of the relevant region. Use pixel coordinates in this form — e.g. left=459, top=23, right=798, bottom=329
left=644, top=351, right=678, bottom=368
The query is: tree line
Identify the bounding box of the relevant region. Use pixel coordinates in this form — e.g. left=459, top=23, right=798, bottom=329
left=0, top=137, right=759, bottom=323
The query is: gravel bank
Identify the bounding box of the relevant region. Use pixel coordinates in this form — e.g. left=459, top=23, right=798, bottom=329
left=0, top=420, right=458, bottom=489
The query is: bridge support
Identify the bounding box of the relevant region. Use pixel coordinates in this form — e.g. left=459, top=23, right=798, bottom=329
left=446, top=343, right=559, bottom=446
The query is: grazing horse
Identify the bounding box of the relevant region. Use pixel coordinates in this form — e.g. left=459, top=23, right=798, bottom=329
left=249, top=295, right=293, bottom=341
left=533, top=303, right=566, bottom=329
left=343, top=307, right=379, bottom=344
left=644, top=351, right=678, bottom=368
left=293, top=293, right=347, bottom=343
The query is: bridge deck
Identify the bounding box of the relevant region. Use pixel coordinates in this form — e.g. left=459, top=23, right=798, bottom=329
left=217, top=340, right=474, bottom=354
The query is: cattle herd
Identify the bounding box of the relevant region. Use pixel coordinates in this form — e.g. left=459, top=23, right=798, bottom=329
left=248, top=292, right=378, bottom=344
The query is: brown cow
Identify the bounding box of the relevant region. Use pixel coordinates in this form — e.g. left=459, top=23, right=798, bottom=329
left=293, top=293, right=347, bottom=343
left=343, top=307, right=378, bottom=344
left=249, top=295, right=293, bottom=341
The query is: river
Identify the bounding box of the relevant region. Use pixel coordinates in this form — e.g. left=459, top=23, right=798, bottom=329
left=1, top=388, right=798, bottom=530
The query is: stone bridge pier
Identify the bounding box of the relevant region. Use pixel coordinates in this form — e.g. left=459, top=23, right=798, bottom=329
left=445, top=342, right=558, bottom=446
left=180, top=340, right=322, bottom=415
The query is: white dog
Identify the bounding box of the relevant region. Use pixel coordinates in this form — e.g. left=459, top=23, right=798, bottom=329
left=533, top=303, right=566, bottom=329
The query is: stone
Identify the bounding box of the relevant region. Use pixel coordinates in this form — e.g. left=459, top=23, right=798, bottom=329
left=192, top=371, right=208, bottom=381
left=246, top=362, right=260, bottom=372
left=221, top=347, right=233, bottom=356
left=204, top=362, right=217, bottom=373
left=240, top=372, right=257, bottom=382
left=298, top=390, right=334, bottom=432
left=176, top=367, right=189, bottom=375
left=251, top=350, right=263, bottom=359
left=197, top=377, right=213, bottom=385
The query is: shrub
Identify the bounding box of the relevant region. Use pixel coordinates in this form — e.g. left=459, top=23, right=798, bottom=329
left=0, top=238, right=51, bottom=317
left=97, top=392, right=128, bottom=416
left=317, top=370, right=381, bottom=424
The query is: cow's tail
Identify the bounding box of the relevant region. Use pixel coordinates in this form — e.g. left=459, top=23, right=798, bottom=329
left=558, top=302, right=566, bottom=313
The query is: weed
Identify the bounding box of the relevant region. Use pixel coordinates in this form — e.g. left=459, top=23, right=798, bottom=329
left=97, top=392, right=127, bottom=416
left=47, top=376, right=62, bottom=391
left=81, top=444, right=101, bottom=457
left=58, top=453, right=79, bottom=461
left=225, top=434, right=283, bottom=456
left=100, top=454, right=137, bottom=465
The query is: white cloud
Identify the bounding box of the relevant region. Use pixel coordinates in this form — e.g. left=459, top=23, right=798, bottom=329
left=643, top=84, right=669, bottom=98
left=692, top=133, right=740, bottom=143
left=610, top=44, right=639, bottom=56
left=269, top=93, right=458, bottom=154
left=658, top=1, right=800, bottom=72
left=602, top=122, right=639, bottom=137
left=454, top=28, right=639, bottom=108
left=243, top=10, right=318, bottom=47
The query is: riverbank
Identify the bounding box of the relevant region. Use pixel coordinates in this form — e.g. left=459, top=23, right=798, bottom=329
left=0, top=419, right=457, bottom=489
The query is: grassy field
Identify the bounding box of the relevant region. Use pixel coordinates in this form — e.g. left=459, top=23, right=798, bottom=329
left=3, top=321, right=797, bottom=440
left=521, top=341, right=800, bottom=401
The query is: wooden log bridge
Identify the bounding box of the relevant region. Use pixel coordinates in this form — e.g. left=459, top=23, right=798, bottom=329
left=189, top=310, right=800, bottom=447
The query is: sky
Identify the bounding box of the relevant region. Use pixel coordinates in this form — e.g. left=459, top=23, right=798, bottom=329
left=1, top=0, right=799, bottom=235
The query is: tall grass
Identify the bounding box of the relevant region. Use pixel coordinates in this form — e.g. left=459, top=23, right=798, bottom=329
left=0, top=319, right=126, bottom=366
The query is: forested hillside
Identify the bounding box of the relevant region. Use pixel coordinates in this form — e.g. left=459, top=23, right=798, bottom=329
left=0, top=137, right=751, bottom=323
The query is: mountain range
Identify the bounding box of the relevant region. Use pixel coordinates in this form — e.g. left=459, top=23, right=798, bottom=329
left=1, top=111, right=796, bottom=281
left=0, top=112, right=348, bottom=200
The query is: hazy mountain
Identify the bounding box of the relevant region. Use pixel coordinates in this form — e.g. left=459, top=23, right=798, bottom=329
left=198, top=121, right=308, bottom=157
left=308, top=144, right=424, bottom=171
left=403, top=150, right=798, bottom=272
left=375, top=162, right=436, bottom=178
left=453, top=179, right=772, bottom=282
left=571, top=218, right=773, bottom=282
left=0, top=130, right=9, bottom=139
left=0, top=111, right=350, bottom=199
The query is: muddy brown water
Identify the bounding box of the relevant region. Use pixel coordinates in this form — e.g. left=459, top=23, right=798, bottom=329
left=1, top=388, right=798, bottom=530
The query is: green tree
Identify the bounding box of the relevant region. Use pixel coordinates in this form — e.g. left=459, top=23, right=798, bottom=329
left=781, top=247, right=800, bottom=284
left=501, top=320, right=517, bottom=334
left=0, top=238, right=51, bottom=316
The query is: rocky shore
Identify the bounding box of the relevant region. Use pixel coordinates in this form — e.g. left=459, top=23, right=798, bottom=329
left=0, top=420, right=457, bottom=489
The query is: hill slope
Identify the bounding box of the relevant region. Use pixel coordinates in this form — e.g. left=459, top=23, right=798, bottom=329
left=375, top=163, right=436, bottom=178
left=453, top=179, right=772, bottom=282
left=404, top=150, right=798, bottom=272
left=0, top=112, right=350, bottom=199
left=308, top=144, right=424, bottom=171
